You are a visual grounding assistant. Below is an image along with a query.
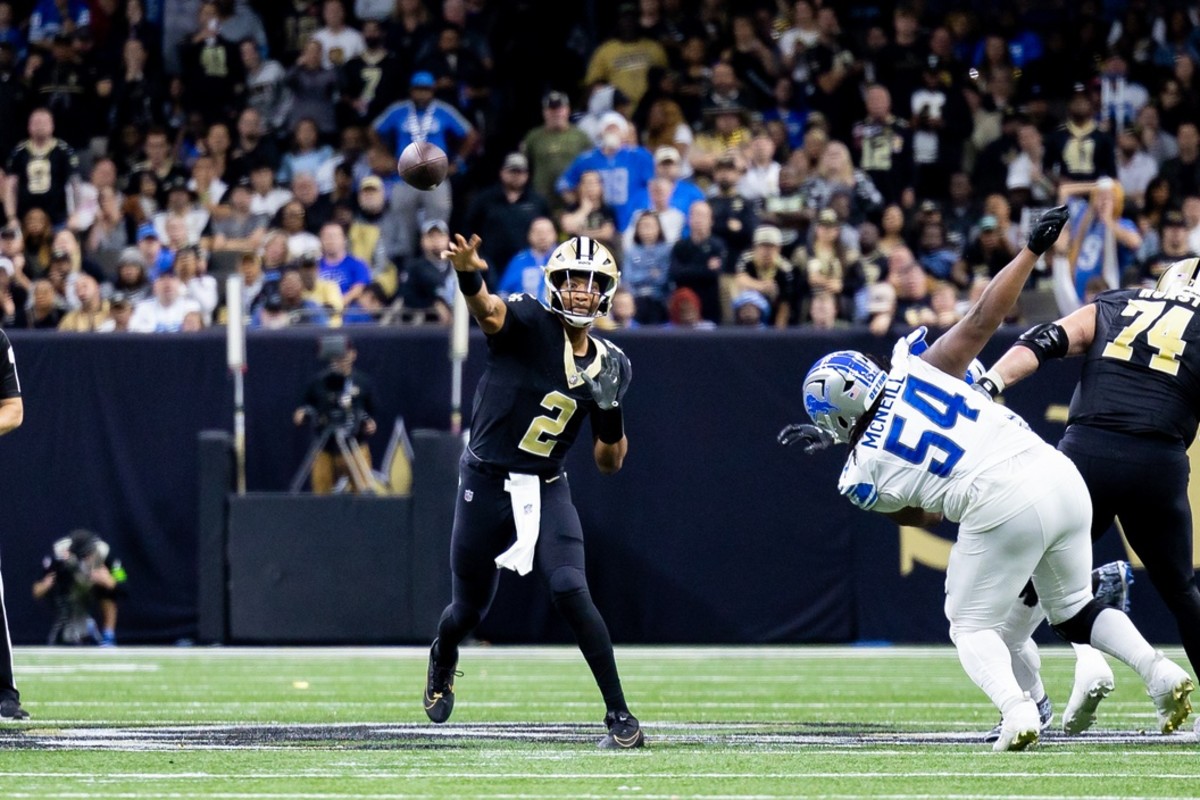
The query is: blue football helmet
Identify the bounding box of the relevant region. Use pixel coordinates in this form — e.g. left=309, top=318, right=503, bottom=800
left=802, top=351, right=888, bottom=443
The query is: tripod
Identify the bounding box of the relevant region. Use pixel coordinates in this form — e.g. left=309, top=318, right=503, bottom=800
left=290, top=423, right=379, bottom=495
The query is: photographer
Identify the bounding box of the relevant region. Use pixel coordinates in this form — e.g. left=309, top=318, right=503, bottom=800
left=32, top=530, right=127, bottom=647
left=292, top=336, right=379, bottom=494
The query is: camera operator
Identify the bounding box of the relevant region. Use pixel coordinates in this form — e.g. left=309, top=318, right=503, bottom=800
left=292, top=336, right=380, bottom=494
left=32, top=529, right=127, bottom=646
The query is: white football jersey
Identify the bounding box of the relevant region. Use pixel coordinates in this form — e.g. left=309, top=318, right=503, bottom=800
left=838, top=345, right=1054, bottom=527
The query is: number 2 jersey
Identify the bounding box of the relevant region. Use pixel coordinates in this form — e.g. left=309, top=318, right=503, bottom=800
left=1068, top=287, right=1200, bottom=446
left=466, top=294, right=631, bottom=475
left=838, top=341, right=1061, bottom=528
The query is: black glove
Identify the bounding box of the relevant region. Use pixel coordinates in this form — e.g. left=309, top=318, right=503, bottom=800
left=1026, top=204, right=1069, bottom=255
left=582, top=354, right=621, bottom=411
left=777, top=423, right=835, bottom=454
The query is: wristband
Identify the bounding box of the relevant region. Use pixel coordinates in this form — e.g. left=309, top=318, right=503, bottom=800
left=592, top=407, right=624, bottom=444
left=456, top=270, right=483, bottom=297
left=977, top=369, right=1006, bottom=398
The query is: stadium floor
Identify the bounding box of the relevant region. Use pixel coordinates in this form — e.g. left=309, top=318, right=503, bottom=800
left=0, top=645, right=1197, bottom=798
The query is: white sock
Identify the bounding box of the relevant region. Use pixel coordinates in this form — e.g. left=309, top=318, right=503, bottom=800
left=956, top=628, right=1028, bottom=714
left=1070, top=642, right=1113, bottom=685
left=1011, top=639, right=1046, bottom=702
left=1088, top=608, right=1158, bottom=682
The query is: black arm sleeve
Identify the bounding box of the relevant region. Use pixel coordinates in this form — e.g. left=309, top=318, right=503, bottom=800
left=1013, top=322, right=1070, bottom=365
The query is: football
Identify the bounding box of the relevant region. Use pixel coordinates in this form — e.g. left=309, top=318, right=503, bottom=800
left=398, top=141, right=449, bottom=190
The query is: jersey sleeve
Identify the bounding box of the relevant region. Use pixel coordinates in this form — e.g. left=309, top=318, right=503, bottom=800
left=485, top=291, right=541, bottom=348
left=0, top=331, right=20, bottom=399
left=838, top=456, right=906, bottom=514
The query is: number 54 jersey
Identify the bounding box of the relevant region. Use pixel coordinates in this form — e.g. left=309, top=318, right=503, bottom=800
left=1069, top=287, right=1200, bottom=446
left=467, top=294, right=631, bottom=475
left=839, top=348, right=1060, bottom=528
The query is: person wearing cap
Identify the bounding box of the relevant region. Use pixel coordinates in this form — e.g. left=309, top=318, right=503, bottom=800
left=730, top=289, right=771, bottom=327
left=211, top=180, right=270, bottom=254
left=522, top=90, right=592, bottom=210
left=396, top=219, right=454, bottom=323
left=496, top=217, right=558, bottom=301
left=646, top=145, right=704, bottom=218
left=582, top=2, right=667, bottom=108
left=112, top=247, right=152, bottom=305
left=1139, top=210, right=1197, bottom=286
left=132, top=223, right=171, bottom=281
left=1045, top=83, right=1116, bottom=183
left=128, top=269, right=203, bottom=333
left=731, top=224, right=794, bottom=327
left=298, top=250, right=346, bottom=324
left=556, top=111, right=654, bottom=231
left=371, top=69, right=479, bottom=259
left=347, top=175, right=402, bottom=292
left=463, top=152, right=551, bottom=285
left=958, top=213, right=1017, bottom=285
left=4, top=108, right=79, bottom=228
left=33, top=529, right=127, bottom=647
left=691, top=102, right=754, bottom=181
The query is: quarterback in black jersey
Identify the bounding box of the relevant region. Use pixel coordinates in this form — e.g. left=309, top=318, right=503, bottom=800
left=423, top=233, right=643, bottom=749
left=980, top=257, right=1200, bottom=732
left=0, top=330, right=27, bottom=720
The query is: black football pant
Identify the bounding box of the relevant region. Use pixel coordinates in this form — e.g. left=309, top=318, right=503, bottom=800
left=433, top=454, right=628, bottom=713
left=1060, top=425, right=1200, bottom=676
left=0, top=553, right=17, bottom=703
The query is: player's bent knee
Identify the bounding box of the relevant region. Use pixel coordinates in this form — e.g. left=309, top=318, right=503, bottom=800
left=1050, top=599, right=1105, bottom=644
left=547, top=565, right=589, bottom=599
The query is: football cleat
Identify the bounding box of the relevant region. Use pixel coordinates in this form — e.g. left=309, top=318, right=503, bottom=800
left=1146, top=653, right=1193, bottom=734
left=1092, top=561, right=1134, bottom=614
left=598, top=709, right=645, bottom=749
left=993, top=698, right=1041, bottom=751
left=984, top=694, right=1051, bottom=743
left=1062, top=674, right=1115, bottom=735
left=0, top=698, right=29, bottom=721
left=423, top=639, right=461, bottom=724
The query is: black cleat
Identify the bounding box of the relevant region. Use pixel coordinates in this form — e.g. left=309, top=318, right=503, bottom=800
left=598, top=709, right=645, bottom=749
left=423, top=639, right=459, bottom=724
left=0, top=698, right=29, bottom=721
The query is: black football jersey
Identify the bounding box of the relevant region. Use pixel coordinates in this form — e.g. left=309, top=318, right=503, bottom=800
left=1069, top=287, right=1200, bottom=444
left=0, top=329, right=19, bottom=399
left=467, top=294, right=631, bottom=474
left=6, top=138, right=78, bottom=224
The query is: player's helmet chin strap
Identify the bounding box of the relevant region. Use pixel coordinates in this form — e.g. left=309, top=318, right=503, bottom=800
left=548, top=269, right=612, bottom=327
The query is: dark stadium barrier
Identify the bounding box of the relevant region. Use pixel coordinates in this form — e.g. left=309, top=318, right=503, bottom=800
left=0, top=329, right=1189, bottom=646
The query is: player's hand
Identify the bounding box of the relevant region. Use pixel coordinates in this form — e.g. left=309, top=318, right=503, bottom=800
left=441, top=233, right=489, bottom=273
left=582, top=354, right=621, bottom=410
left=903, top=325, right=929, bottom=356
left=777, top=423, right=834, bottom=454
left=292, top=408, right=309, bottom=426
left=1027, top=204, right=1069, bottom=255
left=362, top=418, right=377, bottom=436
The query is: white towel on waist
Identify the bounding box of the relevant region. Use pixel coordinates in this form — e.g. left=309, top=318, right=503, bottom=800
left=495, top=473, right=542, bottom=575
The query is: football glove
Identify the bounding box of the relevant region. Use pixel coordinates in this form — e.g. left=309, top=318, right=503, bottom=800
left=1026, top=204, right=1069, bottom=255
left=903, top=325, right=929, bottom=356
left=777, top=423, right=835, bottom=454
left=582, top=354, right=621, bottom=410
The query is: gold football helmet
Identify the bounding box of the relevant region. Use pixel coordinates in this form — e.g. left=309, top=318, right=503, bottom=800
left=1155, top=257, right=1200, bottom=292
left=543, top=236, right=620, bottom=327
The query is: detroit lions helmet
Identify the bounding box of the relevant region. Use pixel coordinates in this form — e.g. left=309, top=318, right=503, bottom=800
left=544, top=236, right=620, bottom=327
left=802, top=351, right=888, bottom=444
left=1155, top=257, right=1200, bottom=293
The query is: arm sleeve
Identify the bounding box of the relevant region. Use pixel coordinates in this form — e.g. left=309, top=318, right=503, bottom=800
left=0, top=332, right=21, bottom=398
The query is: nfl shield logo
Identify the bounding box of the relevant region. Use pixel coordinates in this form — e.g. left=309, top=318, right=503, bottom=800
left=464, top=490, right=474, bottom=502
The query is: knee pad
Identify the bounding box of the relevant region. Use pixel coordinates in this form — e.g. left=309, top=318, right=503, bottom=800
left=1051, top=599, right=1106, bottom=645
left=548, top=565, right=589, bottom=599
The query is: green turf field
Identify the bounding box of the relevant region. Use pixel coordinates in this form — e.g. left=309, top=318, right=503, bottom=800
left=1, top=645, right=1197, bottom=799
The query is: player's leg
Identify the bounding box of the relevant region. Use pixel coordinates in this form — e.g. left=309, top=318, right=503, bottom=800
left=945, top=509, right=1046, bottom=750
left=536, top=477, right=642, bottom=748
left=983, top=589, right=1052, bottom=742
left=1112, top=449, right=1200, bottom=679
left=1033, top=469, right=1193, bottom=734
left=425, top=464, right=513, bottom=722
left=0, top=558, right=27, bottom=720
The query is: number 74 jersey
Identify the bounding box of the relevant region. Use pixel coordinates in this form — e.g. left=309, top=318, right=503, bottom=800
left=1071, top=286, right=1200, bottom=445
left=839, top=352, right=1051, bottom=526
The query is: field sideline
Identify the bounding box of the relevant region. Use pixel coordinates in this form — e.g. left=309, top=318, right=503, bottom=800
left=0, top=645, right=1197, bottom=799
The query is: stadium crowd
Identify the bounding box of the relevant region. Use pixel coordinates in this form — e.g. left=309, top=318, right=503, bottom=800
left=0, top=0, right=1197, bottom=333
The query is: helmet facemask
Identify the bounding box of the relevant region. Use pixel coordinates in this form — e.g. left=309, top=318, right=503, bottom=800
left=543, top=236, right=620, bottom=328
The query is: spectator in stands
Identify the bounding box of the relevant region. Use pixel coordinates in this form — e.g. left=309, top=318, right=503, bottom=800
left=669, top=200, right=725, bottom=324
left=601, top=286, right=637, bottom=330
left=1006, top=122, right=1054, bottom=211
left=135, top=223, right=172, bottom=280
left=211, top=180, right=268, bottom=255
left=201, top=122, right=235, bottom=185
left=341, top=282, right=389, bottom=325
left=1097, top=52, right=1149, bottom=133
left=0, top=257, right=26, bottom=329
left=110, top=37, right=164, bottom=137
left=558, top=170, right=619, bottom=258
left=558, top=111, right=654, bottom=232
left=372, top=70, right=477, bottom=260
left=522, top=91, right=591, bottom=214
left=623, top=177, right=683, bottom=252
left=57, top=272, right=108, bottom=332
left=281, top=121, right=335, bottom=190
left=179, top=2, right=245, bottom=125
left=172, top=246, right=218, bottom=325
left=129, top=270, right=203, bottom=333
left=152, top=177, right=209, bottom=249
left=663, top=286, right=715, bottom=330
left=622, top=210, right=670, bottom=324
left=312, top=0, right=363, bottom=70
left=418, top=21, right=489, bottom=118
left=803, top=6, right=862, bottom=141
left=957, top=214, right=1016, bottom=285
left=928, top=280, right=962, bottom=329
left=69, top=158, right=118, bottom=235
left=888, top=246, right=935, bottom=329
left=113, top=246, right=151, bottom=305
left=851, top=84, right=912, bottom=206
left=27, top=278, right=63, bottom=329
left=496, top=216, right=557, bottom=302
left=1138, top=210, right=1196, bottom=287
left=708, top=154, right=758, bottom=271
left=689, top=104, right=753, bottom=185
left=805, top=141, right=881, bottom=227
left=915, top=221, right=962, bottom=286
left=298, top=252, right=345, bottom=322
left=248, top=162, right=292, bottom=219
left=738, top=132, right=781, bottom=204
left=5, top=108, right=79, bottom=228
left=1046, top=83, right=1116, bottom=182
left=722, top=13, right=778, bottom=111
left=385, top=0, right=435, bottom=79
left=1116, top=125, right=1159, bottom=208
left=189, top=155, right=227, bottom=215
left=463, top=152, right=550, bottom=289
left=648, top=146, right=704, bottom=219
left=397, top=219, right=453, bottom=324
left=1160, top=121, right=1200, bottom=201
left=339, top=19, right=401, bottom=126
left=315, top=221, right=369, bottom=306
left=278, top=199, right=321, bottom=260
left=640, top=96, right=694, bottom=173
left=28, top=0, right=89, bottom=46
left=1054, top=178, right=1142, bottom=313
left=1136, top=104, right=1178, bottom=165
left=252, top=268, right=328, bottom=328
left=239, top=38, right=289, bottom=137
left=583, top=3, right=667, bottom=109
left=733, top=224, right=795, bottom=328
left=286, top=39, right=338, bottom=137
left=291, top=172, right=334, bottom=232
left=730, top=288, right=770, bottom=328
left=802, top=290, right=848, bottom=331
left=21, top=208, right=53, bottom=276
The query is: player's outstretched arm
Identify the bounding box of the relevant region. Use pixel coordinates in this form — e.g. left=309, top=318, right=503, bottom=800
left=976, top=303, right=1098, bottom=398
left=0, top=397, right=21, bottom=435
left=922, top=205, right=1069, bottom=379
left=443, top=233, right=507, bottom=334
